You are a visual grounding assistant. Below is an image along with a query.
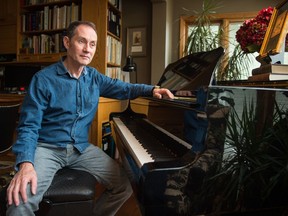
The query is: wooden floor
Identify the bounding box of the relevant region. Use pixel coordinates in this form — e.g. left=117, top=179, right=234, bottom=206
left=0, top=150, right=142, bottom=216
left=116, top=192, right=142, bottom=216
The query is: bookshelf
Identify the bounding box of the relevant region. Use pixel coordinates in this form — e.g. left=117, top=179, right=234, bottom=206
left=17, top=0, right=81, bottom=62
left=82, top=0, right=122, bottom=79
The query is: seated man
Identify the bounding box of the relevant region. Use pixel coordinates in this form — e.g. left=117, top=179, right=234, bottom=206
left=6, top=21, right=174, bottom=216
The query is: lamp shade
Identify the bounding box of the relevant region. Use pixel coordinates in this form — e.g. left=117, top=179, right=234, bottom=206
left=122, top=55, right=137, bottom=72
left=122, top=55, right=137, bottom=83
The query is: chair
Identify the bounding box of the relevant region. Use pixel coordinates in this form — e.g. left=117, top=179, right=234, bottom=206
left=0, top=103, right=20, bottom=215
left=0, top=103, right=20, bottom=154
left=0, top=101, right=20, bottom=155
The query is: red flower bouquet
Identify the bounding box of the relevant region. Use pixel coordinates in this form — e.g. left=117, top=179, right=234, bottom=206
left=236, top=7, right=273, bottom=53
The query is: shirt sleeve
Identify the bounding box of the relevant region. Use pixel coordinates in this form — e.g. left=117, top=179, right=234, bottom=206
left=96, top=72, right=154, bottom=99
left=12, top=73, right=48, bottom=169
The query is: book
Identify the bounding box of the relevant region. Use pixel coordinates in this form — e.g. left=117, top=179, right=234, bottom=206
left=248, top=73, right=288, bottom=81
left=252, top=64, right=288, bottom=75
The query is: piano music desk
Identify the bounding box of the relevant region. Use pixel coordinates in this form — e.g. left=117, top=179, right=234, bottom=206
left=130, top=98, right=186, bottom=140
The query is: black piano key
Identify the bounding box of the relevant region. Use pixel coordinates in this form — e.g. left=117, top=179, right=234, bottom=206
left=120, top=116, right=188, bottom=160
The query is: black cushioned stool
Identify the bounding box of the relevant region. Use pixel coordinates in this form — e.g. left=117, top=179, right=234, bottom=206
left=35, top=168, right=97, bottom=216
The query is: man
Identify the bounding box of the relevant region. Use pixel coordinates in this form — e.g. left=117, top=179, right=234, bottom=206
left=6, top=21, right=174, bottom=216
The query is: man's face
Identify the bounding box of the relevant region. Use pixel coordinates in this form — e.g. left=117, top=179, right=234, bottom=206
left=64, top=24, right=97, bottom=66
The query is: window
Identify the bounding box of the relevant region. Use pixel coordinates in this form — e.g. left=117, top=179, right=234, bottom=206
left=179, top=12, right=260, bottom=80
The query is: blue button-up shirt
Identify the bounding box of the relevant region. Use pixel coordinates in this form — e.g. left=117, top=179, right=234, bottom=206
left=13, top=58, right=154, bottom=167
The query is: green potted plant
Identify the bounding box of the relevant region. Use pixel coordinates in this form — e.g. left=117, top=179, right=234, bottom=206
left=194, top=90, right=288, bottom=215
left=183, top=0, right=274, bottom=81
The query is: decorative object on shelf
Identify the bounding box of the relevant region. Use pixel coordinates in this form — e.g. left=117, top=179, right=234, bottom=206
left=122, top=55, right=137, bottom=83
left=259, top=0, right=288, bottom=64
left=245, top=0, right=288, bottom=80
left=126, top=27, right=146, bottom=57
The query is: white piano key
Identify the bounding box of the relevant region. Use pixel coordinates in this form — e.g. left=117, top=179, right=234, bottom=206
left=113, top=117, right=154, bottom=167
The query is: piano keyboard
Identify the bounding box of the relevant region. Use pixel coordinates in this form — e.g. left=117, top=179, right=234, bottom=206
left=113, top=117, right=191, bottom=168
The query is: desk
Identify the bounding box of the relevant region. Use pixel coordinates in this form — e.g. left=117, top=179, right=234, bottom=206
left=0, top=93, right=25, bottom=105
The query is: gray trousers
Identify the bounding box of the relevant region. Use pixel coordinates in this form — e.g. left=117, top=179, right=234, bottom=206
left=6, top=143, right=133, bottom=216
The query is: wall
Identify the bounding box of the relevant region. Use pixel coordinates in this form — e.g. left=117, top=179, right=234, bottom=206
left=122, top=0, right=152, bottom=84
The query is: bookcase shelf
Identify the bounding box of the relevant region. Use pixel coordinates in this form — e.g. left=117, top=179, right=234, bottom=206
left=17, top=0, right=81, bottom=61
left=20, top=0, right=80, bottom=9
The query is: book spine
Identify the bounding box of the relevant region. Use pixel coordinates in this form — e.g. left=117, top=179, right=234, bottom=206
left=248, top=73, right=270, bottom=81
left=251, top=65, right=271, bottom=75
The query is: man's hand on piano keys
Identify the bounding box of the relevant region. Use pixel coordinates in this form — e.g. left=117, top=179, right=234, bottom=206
left=152, top=86, right=174, bottom=99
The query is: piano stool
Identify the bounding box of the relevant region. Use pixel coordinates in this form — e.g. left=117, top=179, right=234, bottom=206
left=0, top=168, right=99, bottom=216
left=34, top=168, right=98, bottom=216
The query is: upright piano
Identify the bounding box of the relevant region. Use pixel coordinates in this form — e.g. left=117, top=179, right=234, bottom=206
left=110, top=47, right=226, bottom=215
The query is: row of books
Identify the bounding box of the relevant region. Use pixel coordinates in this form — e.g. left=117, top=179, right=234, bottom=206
left=106, top=35, right=122, bottom=66
left=102, top=121, right=116, bottom=158
left=106, top=67, right=122, bottom=80
left=248, top=64, right=288, bottom=81
left=21, top=0, right=70, bottom=7
left=20, top=33, right=66, bottom=54
left=107, top=9, right=121, bottom=38
left=21, top=4, right=79, bottom=32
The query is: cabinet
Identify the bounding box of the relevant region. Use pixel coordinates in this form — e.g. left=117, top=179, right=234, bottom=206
left=0, top=0, right=17, bottom=54
left=89, top=97, right=125, bottom=148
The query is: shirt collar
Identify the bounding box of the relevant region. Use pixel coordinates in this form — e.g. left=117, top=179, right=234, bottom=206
left=57, top=56, right=87, bottom=77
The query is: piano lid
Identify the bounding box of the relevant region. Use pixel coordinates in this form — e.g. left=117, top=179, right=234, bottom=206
left=157, top=47, right=225, bottom=91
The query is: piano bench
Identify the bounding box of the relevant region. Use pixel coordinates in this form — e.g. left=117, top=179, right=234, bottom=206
left=35, top=168, right=97, bottom=216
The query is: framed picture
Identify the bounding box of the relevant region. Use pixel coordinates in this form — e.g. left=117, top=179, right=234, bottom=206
left=126, top=27, right=146, bottom=57
left=259, top=0, right=288, bottom=58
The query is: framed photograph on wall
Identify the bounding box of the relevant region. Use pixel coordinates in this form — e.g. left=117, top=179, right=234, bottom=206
left=126, top=27, right=146, bottom=57
left=259, top=0, right=288, bottom=58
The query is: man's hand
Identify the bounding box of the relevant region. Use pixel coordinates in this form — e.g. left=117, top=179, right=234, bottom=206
left=7, top=162, right=37, bottom=206
left=152, top=86, right=174, bottom=99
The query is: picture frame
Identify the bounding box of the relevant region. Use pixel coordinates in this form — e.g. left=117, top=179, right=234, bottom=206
left=259, top=0, right=288, bottom=58
left=126, top=27, right=146, bottom=57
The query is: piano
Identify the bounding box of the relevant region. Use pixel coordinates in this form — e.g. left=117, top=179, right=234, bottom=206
left=110, top=47, right=225, bottom=215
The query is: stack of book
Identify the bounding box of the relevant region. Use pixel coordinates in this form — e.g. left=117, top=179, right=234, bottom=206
left=248, top=64, right=288, bottom=81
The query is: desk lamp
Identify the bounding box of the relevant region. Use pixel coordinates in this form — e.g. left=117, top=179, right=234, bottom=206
left=122, top=55, right=137, bottom=83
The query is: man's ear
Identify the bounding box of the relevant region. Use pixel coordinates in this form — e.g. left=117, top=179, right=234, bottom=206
left=63, top=36, right=70, bottom=49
